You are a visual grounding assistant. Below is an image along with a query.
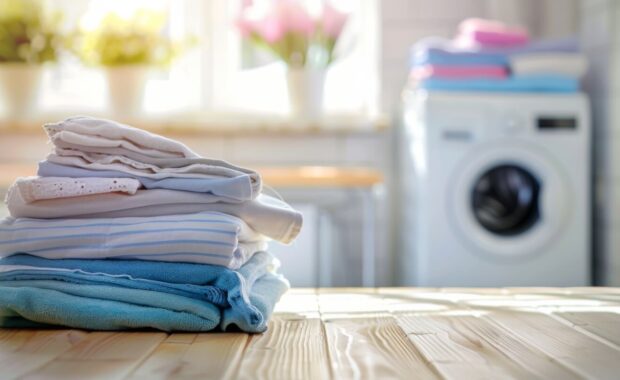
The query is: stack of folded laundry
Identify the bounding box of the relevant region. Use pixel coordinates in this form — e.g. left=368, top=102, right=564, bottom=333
left=0, top=116, right=302, bottom=332
left=410, top=18, right=588, bottom=92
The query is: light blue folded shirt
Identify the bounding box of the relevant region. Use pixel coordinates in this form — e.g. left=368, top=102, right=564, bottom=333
left=0, top=251, right=289, bottom=332
left=38, top=161, right=253, bottom=202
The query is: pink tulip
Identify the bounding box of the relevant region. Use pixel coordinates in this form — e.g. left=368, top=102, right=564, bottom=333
left=236, top=1, right=314, bottom=43
left=321, top=2, right=348, bottom=39
left=275, top=0, right=315, bottom=37
left=254, top=14, right=286, bottom=43
left=235, top=16, right=255, bottom=37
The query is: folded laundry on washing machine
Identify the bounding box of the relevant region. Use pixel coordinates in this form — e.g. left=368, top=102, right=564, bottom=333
left=457, top=18, right=529, bottom=47
left=416, top=74, right=578, bottom=93
left=410, top=37, right=509, bottom=67
left=509, top=53, right=588, bottom=78
left=410, top=65, right=508, bottom=81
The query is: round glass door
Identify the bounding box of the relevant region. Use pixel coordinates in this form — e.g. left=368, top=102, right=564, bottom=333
left=471, top=165, right=541, bottom=236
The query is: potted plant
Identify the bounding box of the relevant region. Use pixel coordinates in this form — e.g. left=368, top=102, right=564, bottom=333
left=0, top=0, right=62, bottom=119
left=237, top=1, right=348, bottom=120
left=68, top=10, right=192, bottom=117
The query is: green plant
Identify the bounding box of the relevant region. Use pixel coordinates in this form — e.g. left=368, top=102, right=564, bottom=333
left=0, top=0, right=62, bottom=64
left=69, top=10, right=193, bottom=67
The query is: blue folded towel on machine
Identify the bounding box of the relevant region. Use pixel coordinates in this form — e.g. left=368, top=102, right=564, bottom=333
left=409, top=36, right=583, bottom=93
left=417, top=74, right=578, bottom=93
left=0, top=251, right=289, bottom=332
left=411, top=39, right=509, bottom=67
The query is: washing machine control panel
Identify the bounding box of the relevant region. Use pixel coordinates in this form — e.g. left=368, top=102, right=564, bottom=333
left=537, top=116, right=577, bottom=130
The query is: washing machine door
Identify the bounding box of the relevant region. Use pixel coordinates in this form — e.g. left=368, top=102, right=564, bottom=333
left=472, top=164, right=540, bottom=236
left=449, top=142, right=572, bottom=259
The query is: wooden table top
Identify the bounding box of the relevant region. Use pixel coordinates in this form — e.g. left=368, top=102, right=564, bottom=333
left=2, top=287, right=620, bottom=379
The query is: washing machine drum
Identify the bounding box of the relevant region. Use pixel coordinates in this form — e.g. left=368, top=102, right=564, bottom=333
left=450, top=144, right=571, bottom=258
left=472, top=165, right=540, bottom=236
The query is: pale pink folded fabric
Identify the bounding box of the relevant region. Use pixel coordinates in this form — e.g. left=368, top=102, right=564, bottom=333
left=410, top=65, right=508, bottom=81
left=457, top=18, right=529, bottom=47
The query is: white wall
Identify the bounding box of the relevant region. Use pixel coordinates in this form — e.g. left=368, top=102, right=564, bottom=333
left=580, top=0, right=620, bottom=285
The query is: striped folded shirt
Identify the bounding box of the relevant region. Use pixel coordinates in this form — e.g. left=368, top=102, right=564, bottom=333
left=0, top=212, right=267, bottom=269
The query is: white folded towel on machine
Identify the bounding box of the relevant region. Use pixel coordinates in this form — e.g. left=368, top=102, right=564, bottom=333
left=509, top=53, right=588, bottom=77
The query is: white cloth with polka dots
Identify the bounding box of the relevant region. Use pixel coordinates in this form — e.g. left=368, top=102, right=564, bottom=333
left=12, top=176, right=141, bottom=203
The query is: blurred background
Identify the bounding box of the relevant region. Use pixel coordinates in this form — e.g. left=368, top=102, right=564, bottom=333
left=0, top=0, right=617, bottom=288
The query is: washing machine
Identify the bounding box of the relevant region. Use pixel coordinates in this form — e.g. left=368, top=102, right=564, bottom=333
left=399, top=90, right=591, bottom=286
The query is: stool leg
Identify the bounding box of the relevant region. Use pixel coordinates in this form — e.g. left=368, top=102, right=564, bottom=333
left=361, top=187, right=376, bottom=287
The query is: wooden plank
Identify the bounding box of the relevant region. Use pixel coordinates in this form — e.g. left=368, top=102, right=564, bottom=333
left=486, top=310, right=620, bottom=379
left=323, top=316, right=440, bottom=379
left=555, top=309, right=620, bottom=347
left=235, top=317, right=331, bottom=380
left=318, top=288, right=386, bottom=316
left=22, top=332, right=166, bottom=380
left=387, top=288, right=620, bottom=379
left=274, top=288, right=320, bottom=319
left=505, top=287, right=620, bottom=305
left=0, top=329, right=89, bottom=379
left=128, top=333, right=249, bottom=380
left=396, top=313, right=572, bottom=380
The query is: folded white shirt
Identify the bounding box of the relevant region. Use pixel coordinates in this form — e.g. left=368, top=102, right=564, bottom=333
left=509, top=53, right=588, bottom=77
left=5, top=188, right=302, bottom=244
left=0, top=212, right=266, bottom=268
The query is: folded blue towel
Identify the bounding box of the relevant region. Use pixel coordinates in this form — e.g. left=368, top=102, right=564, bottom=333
left=507, top=36, right=580, bottom=56
left=417, top=74, right=578, bottom=93
left=410, top=38, right=508, bottom=67
left=413, top=48, right=508, bottom=67
left=410, top=37, right=580, bottom=68
left=38, top=161, right=254, bottom=202
left=0, top=251, right=289, bottom=332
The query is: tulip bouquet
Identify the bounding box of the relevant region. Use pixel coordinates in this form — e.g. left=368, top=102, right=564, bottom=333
left=236, top=1, right=349, bottom=69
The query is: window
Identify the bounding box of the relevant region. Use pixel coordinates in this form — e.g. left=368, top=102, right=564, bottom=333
left=33, top=0, right=380, bottom=121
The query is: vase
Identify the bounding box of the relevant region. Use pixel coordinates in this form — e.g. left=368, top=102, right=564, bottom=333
left=105, top=65, right=150, bottom=118
left=0, top=64, right=43, bottom=120
left=286, top=67, right=326, bottom=121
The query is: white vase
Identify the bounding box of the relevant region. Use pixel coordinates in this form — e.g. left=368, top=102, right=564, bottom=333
left=286, top=67, right=326, bottom=121
left=105, top=65, right=150, bottom=118
left=0, top=64, right=43, bottom=120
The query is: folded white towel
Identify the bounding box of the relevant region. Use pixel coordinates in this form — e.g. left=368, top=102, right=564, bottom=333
left=44, top=116, right=262, bottom=199
left=44, top=116, right=198, bottom=159
left=14, top=176, right=141, bottom=203
left=48, top=150, right=257, bottom=181
left=6, top=188, right=302, bottom=244
left=509, top=53, right=588, bottom=77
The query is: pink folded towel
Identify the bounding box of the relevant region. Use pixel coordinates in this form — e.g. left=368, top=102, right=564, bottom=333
left=458, top=18, right=529, bottom=47
left=410, top=65, right=508, bottom=81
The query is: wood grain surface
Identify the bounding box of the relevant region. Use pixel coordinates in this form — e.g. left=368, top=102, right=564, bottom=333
left=1, top=287, right=619, bottom=380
